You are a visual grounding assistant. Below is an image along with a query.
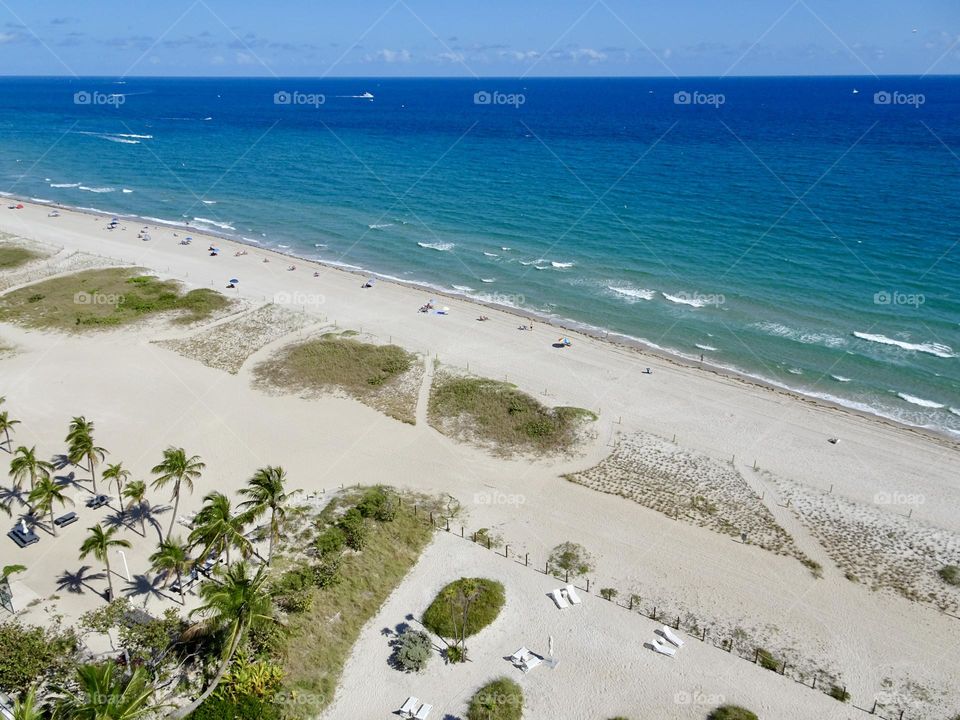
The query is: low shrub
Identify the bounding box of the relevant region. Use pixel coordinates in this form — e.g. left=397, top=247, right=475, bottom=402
left=938, top=564, right=960, bottom=587
left=191, top=694, right=281, bottom=720
left=756, top=647, right=779, bottom=671
left=391, top=629, right=432, bottom=673
left=337, top=508, right=368, bottom=551
left=466, top=677, right=523, bottom=720
left=314, top=526, right=346, bottom=557
left=828, top=684, right=850, bottom=702
left=357, top=486, right=397, bottom=522
left=707, top=706, right=758, bottom=720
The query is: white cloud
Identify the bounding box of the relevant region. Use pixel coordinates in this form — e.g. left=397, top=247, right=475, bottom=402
left=368, top=48, right=411, bottom=64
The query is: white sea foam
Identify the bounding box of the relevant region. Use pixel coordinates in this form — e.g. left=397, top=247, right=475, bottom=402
left=831, top=375, right=852, bottom=383
left=755, top=322, right=847, bottom=348
left=950, top=408, right=960, bottom=417
left=662, top=292, right=707, bottom=308
left=694, top=343, right=717, bottom=351
left=853, top=332, right=955, bottom=358
left=29, top=198, right=51, bottom=203
left=193, top=217, right=235, bottom=231
left=897, top=393, right=945, bottom=409
left=115, top=133, right=153, bottom=139
left=608, top=286, right=655, bottom=301
left=122, top=188, right=133, bottom=193
left=787, top=368, right=803, bottom=375
left=417, top=241, right=454, bottom=251
left=368, top=223, right=394, bottom=230
left=501, top=247, right=511, bottom=251
left=551, top=261, right=574, bottom=268
left=480, top=278, right=495, bottom=283
left=452, top=285, right=475, bottom=292
left=518, top=260, right=536, bottom=266
left=202, top=200, right=217, bottom=205
left=49, top=182, right=81, bottom=188
left=78, top=186, right=116, bottom=193
left=483, top=252, right=499, bottom=257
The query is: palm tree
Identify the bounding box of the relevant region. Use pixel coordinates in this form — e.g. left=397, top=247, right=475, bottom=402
left=169, top=562, right=273, bottom=719
left=238, top=465, right=294, bottom=565
left=28, top=476, right=73, bottom=536
left=0, top=410, right=19, bottom=452
left=52, top=663, right=164, bottom=720
left=189, top=492, right=250, bottom=565
left=9, top=446, right=53, bottom=493
left=122, top=480, right=148, bottom=536
left=79, top=524, right=131, bottom=602
left=11, top=684, right=44, bottom=720
left=102, top=463, right=130, bottom=501
left=150, top=537, right=191, bottom=605
left=151, top=448, right=204, bottom=541
left=67, top=418, right=107, bottom=494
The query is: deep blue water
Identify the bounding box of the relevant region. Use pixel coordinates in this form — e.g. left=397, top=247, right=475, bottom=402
left=1, top=76, right=959, bottom=434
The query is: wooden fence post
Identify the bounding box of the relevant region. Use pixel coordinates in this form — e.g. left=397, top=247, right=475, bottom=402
left=504, top=544, right=509, bottom=558
left=525, top=553, right=528, bottom=567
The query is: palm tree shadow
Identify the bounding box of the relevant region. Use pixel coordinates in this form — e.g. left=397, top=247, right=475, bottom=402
left=123, top=573, right=170, bottom=607
left=56, top=565, right=106, bottom=595
left=0, top=485, right=28, bottom=511
left=127, top=502, right=171, bottom=542
left=50, top=454, right=72, bottom=471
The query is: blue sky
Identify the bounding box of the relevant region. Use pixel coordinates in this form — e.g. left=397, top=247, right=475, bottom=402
left=0, top=0, right=957, bottom=77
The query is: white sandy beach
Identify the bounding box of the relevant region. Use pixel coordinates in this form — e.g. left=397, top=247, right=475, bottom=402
left=1, top=200, right=959, bottom=718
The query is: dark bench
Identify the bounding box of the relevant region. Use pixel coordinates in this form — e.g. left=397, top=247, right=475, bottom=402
left=54, top=511, right=78, bottom=527
left=86, top=495, right=111, bottom=509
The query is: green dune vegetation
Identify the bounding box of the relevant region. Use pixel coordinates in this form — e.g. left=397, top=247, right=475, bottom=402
left=253, top=333, right=421, bottom=423
left=0, top=244, right=41, bottom=270
left=0, top=267, right=230, bottom=330
left=466, top=677, right=523, bottom=720
left=428, top=370, right=597, bottom=454
left=422, top=577, right=505, bottom=663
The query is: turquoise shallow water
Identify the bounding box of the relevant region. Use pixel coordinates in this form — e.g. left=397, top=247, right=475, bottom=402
left=1, top=76, right=959, bottom=434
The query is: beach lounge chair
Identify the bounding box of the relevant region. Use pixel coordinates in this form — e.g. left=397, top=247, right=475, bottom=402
left=564, top=585, right=582, bottom=605
left=652, top=639, right=676, bottom=657
left=661, top=626, right=685, bottom=648
left=550, top=588, right=569, bottom=609
left=510, top=646, right=530, bottom=665
left=522, top=654, right=543, bottom=672
left=414, top=703, right=432, bottom=719
left=399, top=697, right=418, bottom=718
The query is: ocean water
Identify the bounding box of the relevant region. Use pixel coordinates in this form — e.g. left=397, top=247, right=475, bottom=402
left=1, top=76, right=959, bottom=436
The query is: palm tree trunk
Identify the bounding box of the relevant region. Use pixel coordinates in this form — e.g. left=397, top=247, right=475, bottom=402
left=177, top=569, right=185, bottom=605
left=267, top=512, right=276, bottom=565
left=167, top=487, right=180, bottom=541
left=166, top=628, right=243, bottom=719
left=90, top=459, right=98, bottom=493
left=105, top=556, right=114, bottom=602
left=50, top=508, right=57, bottom=537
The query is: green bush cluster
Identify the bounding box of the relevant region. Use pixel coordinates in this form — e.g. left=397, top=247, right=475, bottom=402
left=392, top=628, right=433, bottom=672
left=466, top=677, right=523, bottom=720
left=422, top=578, right=506, bottom=639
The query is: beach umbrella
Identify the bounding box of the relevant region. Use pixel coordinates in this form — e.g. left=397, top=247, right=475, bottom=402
left=229, top=278, right=239, bottom=284
left=20, top=519, right=28, bottom=534
left=549, top=635, right=554, bottom=657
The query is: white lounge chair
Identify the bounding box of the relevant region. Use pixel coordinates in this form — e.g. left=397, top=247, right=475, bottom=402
left=652, top=638, right=676, bottom=657
left=399, top=697, right=418, bottom=717
left=550, top=588, right=569, bottom=609
left=522, top=654, right=543, bottom=672
left=510, top=646, right=530, bottom=665
left=564, top=585, right=582, bottom=605
left=414, top=703, right=432, bottom=719
left=661, top=626, right=685, bottom=647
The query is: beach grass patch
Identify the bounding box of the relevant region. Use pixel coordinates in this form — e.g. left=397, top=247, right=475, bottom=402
left=938, top=565, right=960, bottom=587
left=422, top=577, right=505, bottom=639
left=708, top=707, right=758, bottom=720
left=0, top=267, right=229, bottom=330
left=253, top=333, right=419, bottom=423
left=428, top=372, right=596, bottom=453
left=466, top=677, right=523, bottom=720
left=278, top=492, right=434, bottom=718
left=0, top=246, right=41, bottom=270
